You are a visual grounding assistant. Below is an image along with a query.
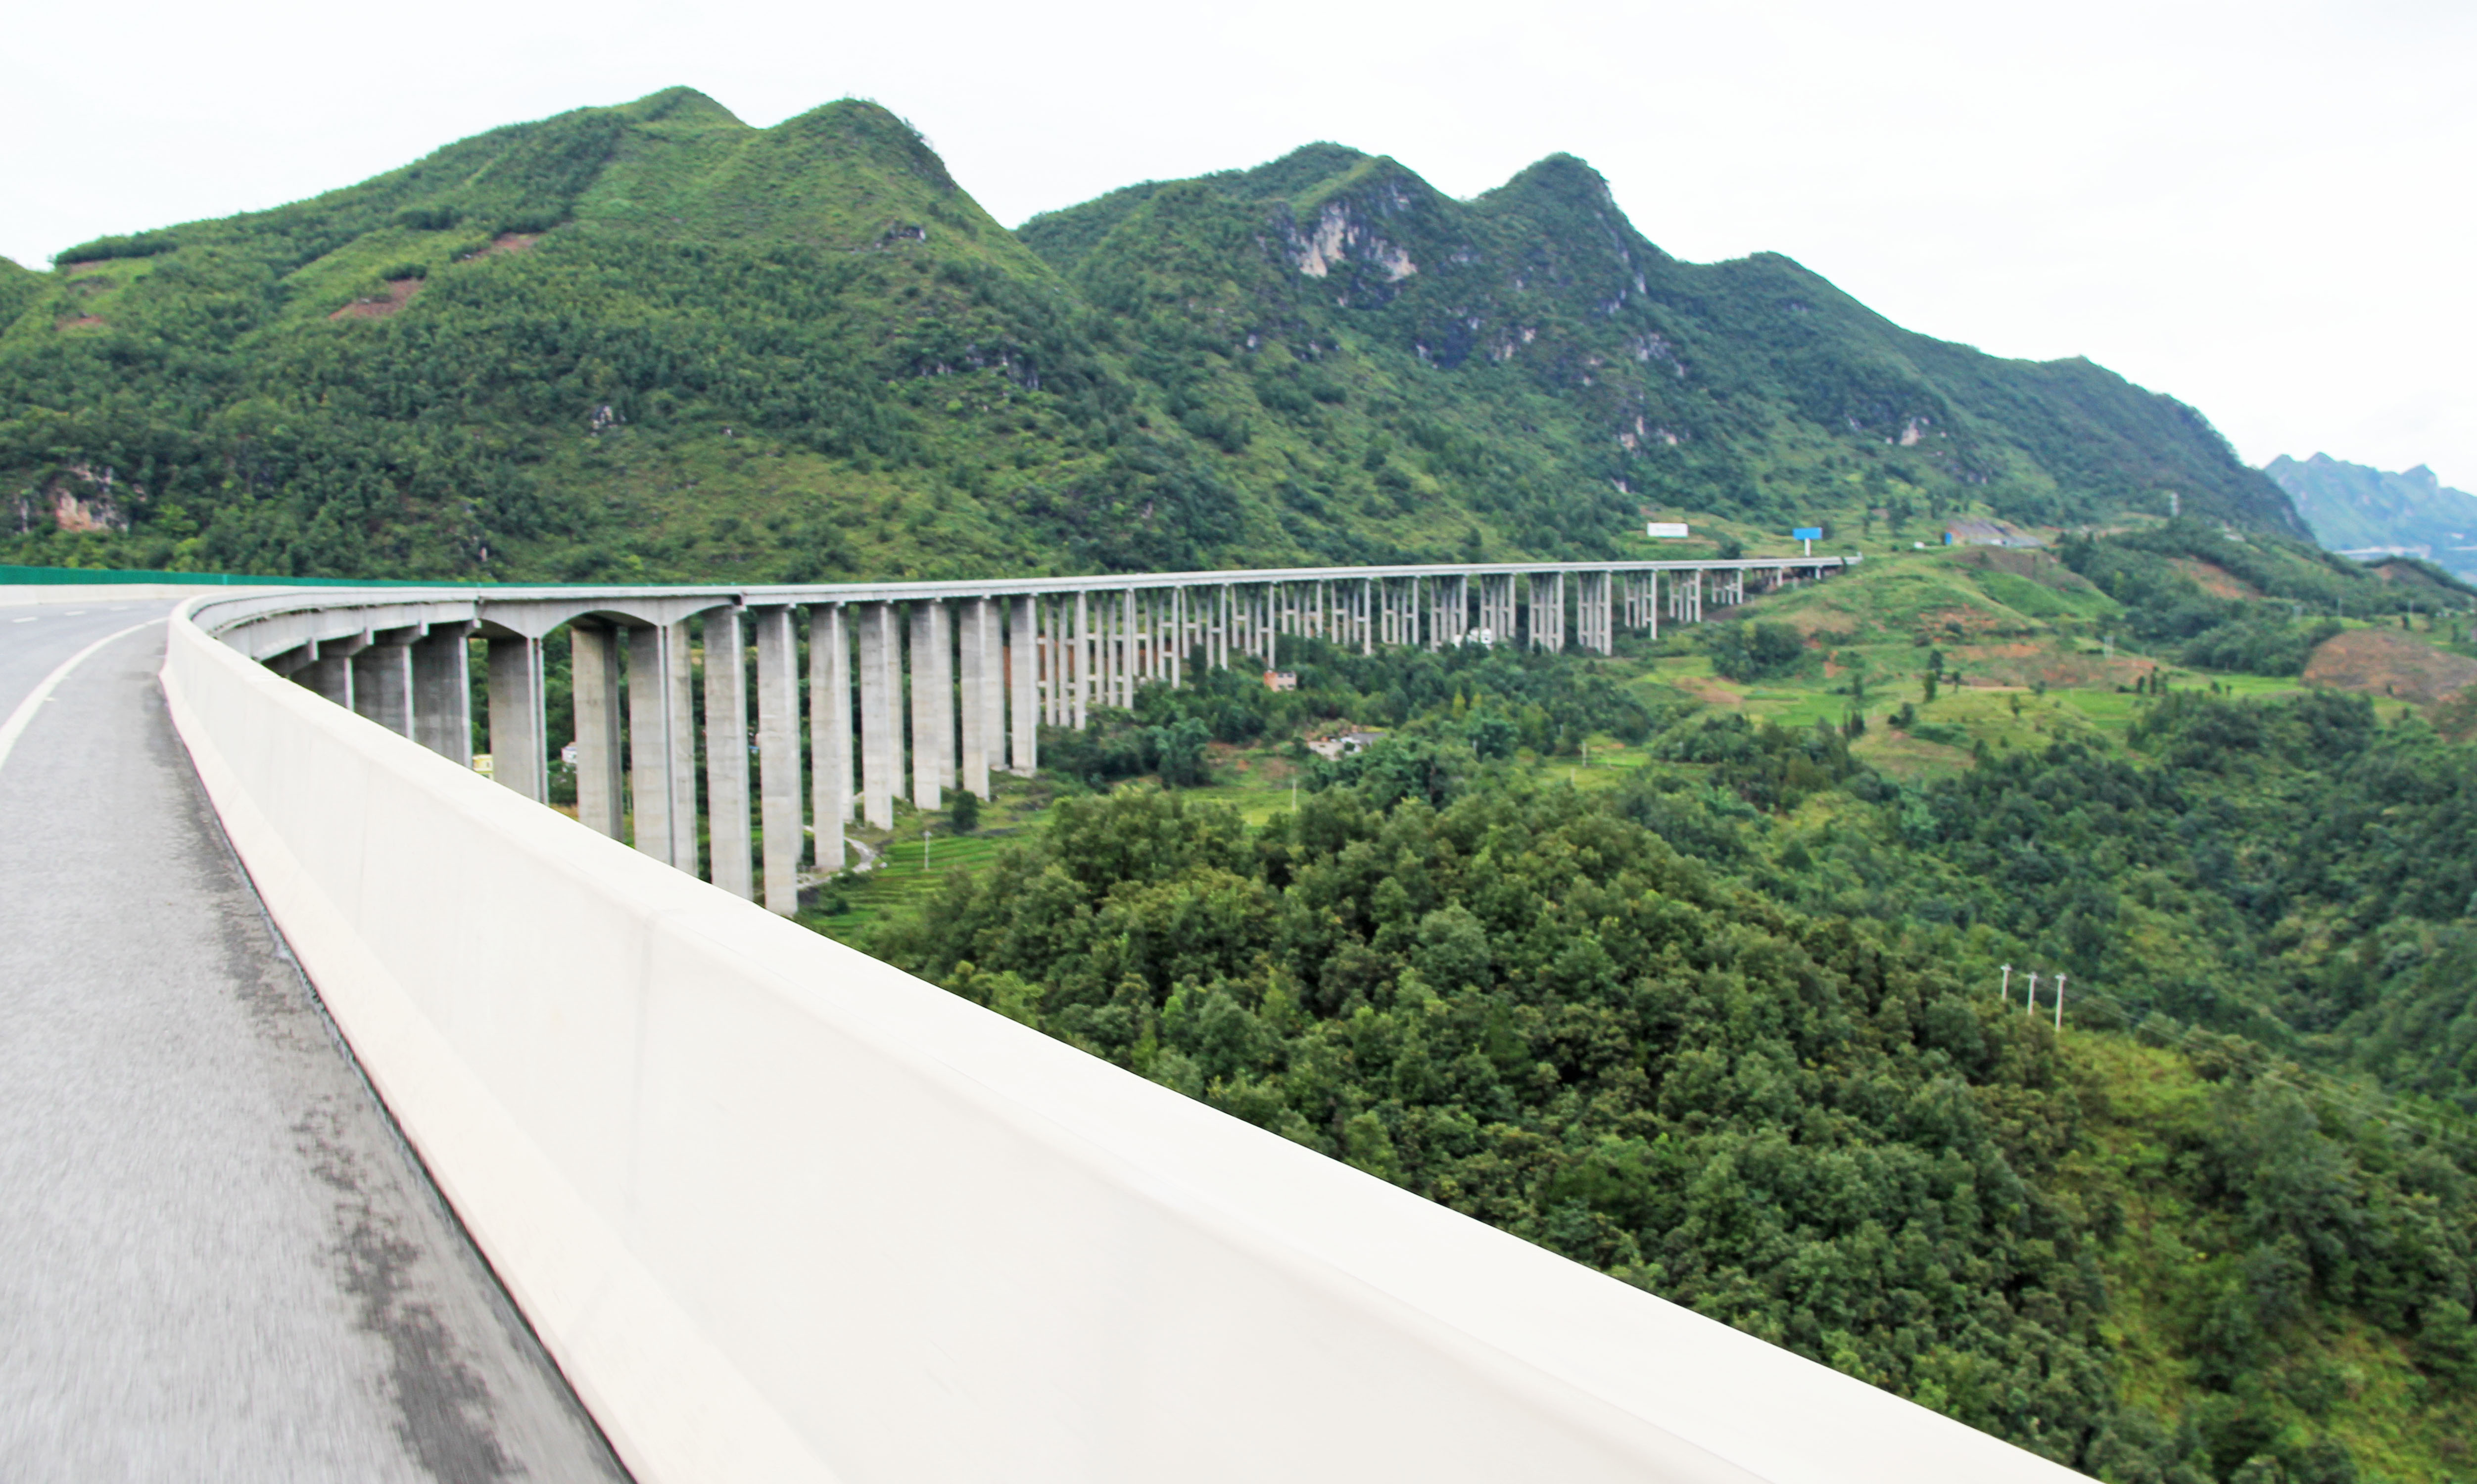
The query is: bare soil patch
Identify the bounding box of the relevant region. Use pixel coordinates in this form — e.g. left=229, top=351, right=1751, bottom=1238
left=2303, top=628, right=2477, bottom=704
left=329, top=278, right=422, bottom=321
left=2171, top=558, right=2260, bottom=600
left=53, top=315, right=105, bottom=330
left=1671, top=673, right=1745, bottom=707
left=1916, top=606, right=2009, bottom=642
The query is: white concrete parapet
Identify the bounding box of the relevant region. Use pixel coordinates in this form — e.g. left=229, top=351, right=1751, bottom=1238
left=161, top=582, right=2073, bottom=1484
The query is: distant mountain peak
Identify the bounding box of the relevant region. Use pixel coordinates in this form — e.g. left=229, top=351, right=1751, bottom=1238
left=616, top=86, right=744, bottom=127
left=2266, top=453, right=2477, bottom=575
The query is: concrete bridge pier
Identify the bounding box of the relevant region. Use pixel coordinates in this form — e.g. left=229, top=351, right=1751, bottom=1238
left=1529, top=572, right=1566, bottom=652
left=350, top=628, right=417, bottom=735
left=859, top=602, right=902, bottom=831
left=485, top=633, right=547, bottom=805
left=1432, top=574, right=1468, bottom=649
left=412, top=622, right=474, bottom=765
left=703, top=607, right=754, bottom=902
left=1009, top=595, right=1038, bottom=775
left=751, top=605, right=803, bottom=914
left=1577, top=572, right=1613, bottom=655
left=625, top=621, right=695, bottom=871
left=810, top=603, right=852, bottom=872
left=957, top=598, right=995, bottom=801
left=295, top=633, right=365, bottom=710
left=910, top=603, right=951, bottom=807
left=571, top=622, right=626, bottom=839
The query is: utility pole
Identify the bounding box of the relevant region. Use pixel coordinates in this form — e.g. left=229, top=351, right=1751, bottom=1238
left=2001, top=964, right=2012, bottom=1001
left=2026, top=972, right=2039, bottom=1013
left=923, top=824, right=931, bottom=872
left=2054, top=974, right=2067, bottom=1031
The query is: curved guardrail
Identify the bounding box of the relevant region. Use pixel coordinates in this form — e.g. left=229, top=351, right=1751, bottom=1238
left=163, top=565, right=2081, bottom=1484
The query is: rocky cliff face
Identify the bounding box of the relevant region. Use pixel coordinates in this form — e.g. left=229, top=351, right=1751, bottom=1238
left=1026, top=142, right=2303, bottom=542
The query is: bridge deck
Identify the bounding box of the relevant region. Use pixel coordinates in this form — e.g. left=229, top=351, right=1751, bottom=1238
left=0, top=602, right=623, bottom=1482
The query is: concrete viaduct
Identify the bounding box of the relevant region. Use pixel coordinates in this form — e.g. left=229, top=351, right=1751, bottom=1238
left=229, top=557, right=1834, bottom=912
left=6, top=552, right=2087, bottom=1484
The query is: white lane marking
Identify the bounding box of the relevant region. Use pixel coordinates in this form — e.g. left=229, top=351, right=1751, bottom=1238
left=0, top=618, right=168, bottom=777
left=10, top=617, right=34, bottom=624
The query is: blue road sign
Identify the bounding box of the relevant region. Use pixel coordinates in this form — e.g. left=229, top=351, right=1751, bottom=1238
left=1791, top=527, right=1822, bottom=541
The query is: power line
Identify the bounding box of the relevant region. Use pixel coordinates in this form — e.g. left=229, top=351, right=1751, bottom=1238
left=1997, top=967, right=2477, bottom=1156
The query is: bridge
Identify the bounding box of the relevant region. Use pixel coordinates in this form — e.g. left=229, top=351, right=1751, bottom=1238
left=219, top=558, right=1838, bottom=908
left=5, top=556, right=2087, bottom=1483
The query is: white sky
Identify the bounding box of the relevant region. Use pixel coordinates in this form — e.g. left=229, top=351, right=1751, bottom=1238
left=7, top=0, right=2472, bottom=491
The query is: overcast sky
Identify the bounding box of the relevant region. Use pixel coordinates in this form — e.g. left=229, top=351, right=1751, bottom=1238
left=8, top=0, right=2471, bottom=491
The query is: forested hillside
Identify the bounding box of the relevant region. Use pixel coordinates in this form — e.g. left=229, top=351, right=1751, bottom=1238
left=865, top=647, right=2477, bottom=1484
left=4, top=89, right=2303, bottom=580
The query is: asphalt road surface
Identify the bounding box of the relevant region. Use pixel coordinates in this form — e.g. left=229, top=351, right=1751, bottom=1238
left=0, top=599, right=627, bottom=1483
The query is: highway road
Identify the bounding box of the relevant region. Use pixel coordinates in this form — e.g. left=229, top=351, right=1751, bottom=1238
left=0, top=598, right=626, bottom=1483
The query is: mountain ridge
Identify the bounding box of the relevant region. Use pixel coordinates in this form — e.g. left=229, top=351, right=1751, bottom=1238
left=2265, top=452, right=2477, bottom=578
left=1, top=90, right=2306, bottom=581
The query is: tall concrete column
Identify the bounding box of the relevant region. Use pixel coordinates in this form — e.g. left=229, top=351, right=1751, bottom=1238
left=704, top=608, right=754, bottom=900
left=666, top=620, right=699, bottom=874
left=626, top=623, right=684, bottom=865
left=975, top=599, right=1004, bottom=790
left=810, top=604, right=852, bottom=872
left=1169, top=588, right=1184, bottom=688
left=1580, top=571, right=1613, bottom=655
left=352, top=631, right=415, bottom=737
left=910, top=603, right=944, bottom=810
left=1120, top=589, right=1137, bottom=708
left=1036, top=599, right=1054, bottom=728
left=411, top=623, right=474, bottom=765
left=933, top=603, right=957, bottom=791
left=1051, top=595, right=1065, bottom=724
left=1090, top=597, right=1108, bottom=714
left=297, top=636, right=361, bottom=709
left=1072, top=591, right=1091, bottom=730
left=571, top=623, right=626, bottom=839
left=859, top=602, right=901, bottom=830
left=958, top=600, right=989, bottom=801
left=752, top=605, right=802, bottom=914
left=1010, top=595, right=1038, bottom=776
left=485, top=633, right=547, bottom=803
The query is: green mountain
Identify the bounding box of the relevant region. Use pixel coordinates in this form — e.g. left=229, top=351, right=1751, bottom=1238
left=2265, top=454, right=2477, bottom=578
left=2, top=89, right=2304, bottom=580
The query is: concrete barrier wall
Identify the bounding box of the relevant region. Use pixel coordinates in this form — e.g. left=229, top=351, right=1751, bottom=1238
left=162, top=595, right=2080, bottom=1484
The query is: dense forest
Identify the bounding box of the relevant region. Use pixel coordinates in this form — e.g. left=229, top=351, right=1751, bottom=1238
left=859, top=647, right=2477, bottom=1484
left=4, top=89, right=2303, bottom=583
